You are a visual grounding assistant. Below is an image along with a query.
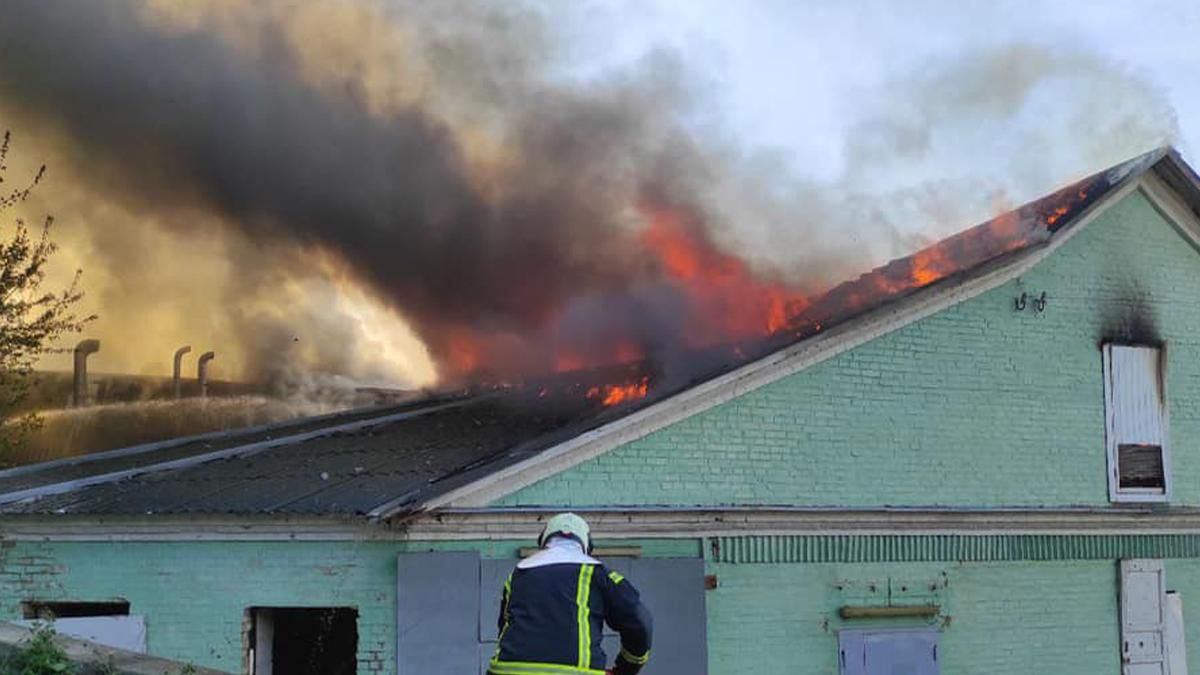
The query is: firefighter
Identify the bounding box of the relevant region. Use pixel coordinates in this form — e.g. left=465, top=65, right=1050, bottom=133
left=488, top=512, right=654, bottom=675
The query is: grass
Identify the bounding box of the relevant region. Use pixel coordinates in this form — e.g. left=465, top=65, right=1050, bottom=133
left=2, top=623, right=74, bottom=675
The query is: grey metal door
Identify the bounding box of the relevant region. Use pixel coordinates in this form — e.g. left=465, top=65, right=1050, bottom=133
left=396, top=551, right=481, bottom=674
left=399, top=552, right=707, bottom=674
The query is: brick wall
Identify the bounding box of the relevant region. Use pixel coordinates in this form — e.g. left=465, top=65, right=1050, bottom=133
left=0, top=539, right=513, bottom=672
left=0, top=540, right=383, bottom=671
left=0, top=538, right=699, bottom=672
left=706, top=560, right=1119, bottom=675
left=499, top=189, right=1200, bottom=507
left=6, top=538, right=1200, bottom=674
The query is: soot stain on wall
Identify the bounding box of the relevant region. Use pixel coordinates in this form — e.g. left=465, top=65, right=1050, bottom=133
left=1098, top=285, right=1164, bottom=348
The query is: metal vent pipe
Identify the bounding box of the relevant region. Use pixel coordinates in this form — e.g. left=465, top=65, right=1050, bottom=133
left=172, top=345, right=192, bottom=399
left=72, top=339, right=101, bottom=407
left=197, top=351, right=216, bottom=398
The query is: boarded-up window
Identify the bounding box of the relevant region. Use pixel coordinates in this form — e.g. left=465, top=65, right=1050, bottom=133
left=1103, top=345, right=1170, bottom=501
left=18, top=600, right=144, bottom=653
left=15, top=617, right=146, bottom=654
left=1122, top=559, right=1168, bottom=675
left=839, top=629, right=939, bottom=675
left=396, top=551, right=707, bottom=675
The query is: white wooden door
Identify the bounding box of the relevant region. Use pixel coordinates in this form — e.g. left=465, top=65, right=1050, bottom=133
left=1122, top=559, right=1168, bottom=675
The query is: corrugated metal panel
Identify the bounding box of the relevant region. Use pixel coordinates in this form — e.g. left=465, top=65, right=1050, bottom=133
left=714, top=535, right=1200, bottom=564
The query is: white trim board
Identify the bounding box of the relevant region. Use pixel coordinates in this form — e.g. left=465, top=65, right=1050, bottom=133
left=7, top=506, right=1200, bottom=541
left=401, top=506, right=1200, bottom=540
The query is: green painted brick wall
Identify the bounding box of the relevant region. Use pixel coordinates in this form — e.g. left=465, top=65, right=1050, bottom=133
left=0, top=539, right=508, bottom=672
left=7, top=537, right=1200, bottom=674
left=705, top=560, right=1120, bottom=675
left=0, top=538, right=693, bottom=672
left=500, top=189, right=1200, bottom=507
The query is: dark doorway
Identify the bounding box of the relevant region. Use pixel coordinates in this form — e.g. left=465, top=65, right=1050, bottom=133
left=249, top=607, right=357, bottom=675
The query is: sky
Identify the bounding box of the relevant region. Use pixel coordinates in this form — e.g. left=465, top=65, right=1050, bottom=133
left=598, top=0, right=1198, bottom=176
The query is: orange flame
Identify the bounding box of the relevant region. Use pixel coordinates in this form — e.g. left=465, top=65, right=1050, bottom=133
left=639, top=202, right=810, bottom=346
left=439, top=177, right=1095, bottom=397
left=910, top=245, right=956, bottom=286
left=583, top=376, right=650, bottom=407
left=446, top=333, right=481, bottom=375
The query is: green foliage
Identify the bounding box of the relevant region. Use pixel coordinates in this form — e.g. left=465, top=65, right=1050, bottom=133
left=3, top=623, right=75, bottom=675
left=0, top=130, right=93, bottom=462
left=0, top=623, right=207, bottom=675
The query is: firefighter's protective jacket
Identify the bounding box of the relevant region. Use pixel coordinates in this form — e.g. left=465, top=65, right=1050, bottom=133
left=488, top=537, right=654, bottom=675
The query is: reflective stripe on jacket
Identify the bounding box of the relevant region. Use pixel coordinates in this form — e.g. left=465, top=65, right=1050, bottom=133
left=489, top=540, right=653, bottom=675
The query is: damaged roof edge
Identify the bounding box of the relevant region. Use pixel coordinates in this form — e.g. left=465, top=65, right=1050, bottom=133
left=395, top=148, right=1193, bottom=518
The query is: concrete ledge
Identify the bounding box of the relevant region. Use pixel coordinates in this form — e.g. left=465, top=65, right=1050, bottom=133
left=0, top=622, right=232, bottom=675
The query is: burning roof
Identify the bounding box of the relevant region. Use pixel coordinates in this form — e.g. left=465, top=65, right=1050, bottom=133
left=0, top=146, right=1187, bottom=517
left=766, top=147, right=1165, bottom=348
left=466, top=146, right=1169, bottom=412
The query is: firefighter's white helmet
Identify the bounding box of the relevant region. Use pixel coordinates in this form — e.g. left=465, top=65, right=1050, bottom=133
left=538, top=512, right=592, bottom=553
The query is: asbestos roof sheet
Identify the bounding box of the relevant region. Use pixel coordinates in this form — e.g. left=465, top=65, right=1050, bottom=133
left=0, top=392, right=609, bottom=516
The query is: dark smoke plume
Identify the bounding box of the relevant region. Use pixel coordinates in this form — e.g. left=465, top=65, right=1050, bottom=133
left=0, top=1, right=1176, bottom=387
left=0, top=0, right=836, bottom=384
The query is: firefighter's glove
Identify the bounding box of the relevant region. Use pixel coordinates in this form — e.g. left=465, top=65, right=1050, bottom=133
left=611, top=659, right=644, bottom=675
